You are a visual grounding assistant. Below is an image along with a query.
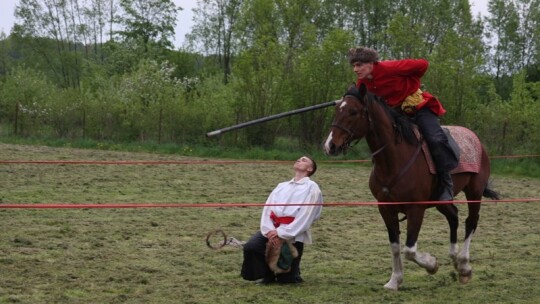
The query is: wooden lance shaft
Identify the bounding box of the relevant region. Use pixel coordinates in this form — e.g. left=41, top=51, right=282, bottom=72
left=206, top=99, right=342, bottom=137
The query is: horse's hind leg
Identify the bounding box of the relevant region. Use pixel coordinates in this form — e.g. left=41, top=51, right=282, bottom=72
left=455, top=149, right=492, bottom=283
left=455, top=201, right=481, bottom=284
left=403, top=206, right=439, bottom=275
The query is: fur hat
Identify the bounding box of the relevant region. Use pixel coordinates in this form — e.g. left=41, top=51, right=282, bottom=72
left=348, top=47, right=379, bottom=65
left=265, top=239, right=299, bottom=274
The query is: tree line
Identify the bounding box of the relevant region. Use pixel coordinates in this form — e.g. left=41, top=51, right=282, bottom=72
left=0, top=0, right=539, bottom=156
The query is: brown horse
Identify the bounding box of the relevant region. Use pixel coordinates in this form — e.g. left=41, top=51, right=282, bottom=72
left=323, top=84, right=499, bottom=290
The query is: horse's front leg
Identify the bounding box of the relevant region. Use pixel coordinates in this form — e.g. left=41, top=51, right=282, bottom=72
left=378, top=206, right=403, bottom=291
left=403, top=206, right=439, bottom=275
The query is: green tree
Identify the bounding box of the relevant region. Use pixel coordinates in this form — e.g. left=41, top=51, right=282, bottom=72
left=232, top=0, right=285, bottom=146
left=426, top=0, right=486, bottom=122
left=514, top=0, right=539, bottom=69
left=0, top=32, right=10, bottom=78
left=474, top=70, right=538, bottom=155
left=82, top=0, right=115, bottom=63
left=386, top=12, right=426, bottom=58
left=14, top=0, right=83, bottom=88
left=351, top=0, right=395, bottom=51
left=12, top=0, right=120, bottom=87
left=286, top=29, right=353, bottom=146
left=275, top=0, right=319, bottom=73
left=116, top=0, right=179, bottom=55
left=188, top=0, right=244, bottom=83
left=506, top=70, right=539, bottom=153
left=115, top=59, right=180, bottom=142
left=486, top=0, right=520, bottom=97
left=0, top=66, right=54, bottom=136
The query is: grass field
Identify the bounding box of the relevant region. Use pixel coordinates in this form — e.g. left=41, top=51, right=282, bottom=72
left=1, top=143, right=539, bottom=303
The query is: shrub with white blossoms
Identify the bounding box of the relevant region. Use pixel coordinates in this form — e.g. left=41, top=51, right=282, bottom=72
left=117, top=60, right=182, bottom=106
left=180, top=76, right=200, bottom=92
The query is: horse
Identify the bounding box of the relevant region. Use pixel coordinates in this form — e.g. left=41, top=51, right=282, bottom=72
left=323, top=84, right=499, bottom=290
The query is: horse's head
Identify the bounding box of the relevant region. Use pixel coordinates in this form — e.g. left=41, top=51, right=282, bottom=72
left=324, top=84, right=370, bottom=156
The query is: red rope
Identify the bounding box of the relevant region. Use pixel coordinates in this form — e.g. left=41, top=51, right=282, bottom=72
left=490, top=154, right=540, bottom=159
left=1, top=198, right=539, bottom=209
left=0, top=154, right=538, bottom=165
left=0, top=159, right=369, bottom=165
left=0, top=160, right=287, bottom=165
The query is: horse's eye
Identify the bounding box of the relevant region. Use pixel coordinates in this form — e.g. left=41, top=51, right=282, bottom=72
left=349, top=109, right=358, bottom=116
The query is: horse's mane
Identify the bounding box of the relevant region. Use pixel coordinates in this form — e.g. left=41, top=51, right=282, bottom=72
left=366, top=92, right=419, bottom=145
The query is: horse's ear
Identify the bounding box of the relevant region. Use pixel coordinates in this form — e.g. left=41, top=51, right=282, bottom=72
left=344, top=83, right=366, bottom=100
left=344, top=83, right=362, bottom=100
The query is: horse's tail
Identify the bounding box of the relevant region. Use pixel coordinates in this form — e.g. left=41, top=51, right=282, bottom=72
left=483, top=179, right=500, bottom=200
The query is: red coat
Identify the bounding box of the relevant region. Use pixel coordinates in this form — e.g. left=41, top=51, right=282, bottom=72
left=356, top=59, right=446, bottom=116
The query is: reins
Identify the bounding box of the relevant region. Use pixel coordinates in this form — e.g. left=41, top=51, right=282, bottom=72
left=373, top=138, right=423, bottom=198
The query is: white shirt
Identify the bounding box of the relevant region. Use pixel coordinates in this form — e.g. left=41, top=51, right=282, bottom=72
left=260, top=177, right=323, bottom=244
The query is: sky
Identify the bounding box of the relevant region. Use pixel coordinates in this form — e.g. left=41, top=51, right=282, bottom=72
left=0, top=0, right=489, bottom=49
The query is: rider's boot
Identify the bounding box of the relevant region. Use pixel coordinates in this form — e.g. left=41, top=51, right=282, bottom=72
left=437, top=171, right=454, bottom=201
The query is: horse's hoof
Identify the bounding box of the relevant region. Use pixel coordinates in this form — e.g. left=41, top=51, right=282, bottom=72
left=459, top=271, right=472, bottom=284
left=427, top=261, right=439, bottom=275
left=383, top=282, right=399, bottom=291
left=383, top=278, right=402, bottom=291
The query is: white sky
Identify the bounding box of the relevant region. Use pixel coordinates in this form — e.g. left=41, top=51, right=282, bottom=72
left=0, top=0, right=489, bottom=49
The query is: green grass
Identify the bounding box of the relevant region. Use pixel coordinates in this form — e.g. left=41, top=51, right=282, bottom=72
left=0, top=143, right=539, bottom=303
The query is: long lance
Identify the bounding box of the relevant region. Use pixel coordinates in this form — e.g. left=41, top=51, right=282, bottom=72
left=206, top=99, right=342, bottom=137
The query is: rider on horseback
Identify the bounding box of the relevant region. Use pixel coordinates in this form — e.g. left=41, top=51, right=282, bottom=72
left=347, top=47, right=458, bottom=201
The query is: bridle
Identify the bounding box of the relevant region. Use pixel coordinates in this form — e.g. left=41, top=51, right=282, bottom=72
left=330, top=123, right=359, bottom=152
left=330, top=94, right=370, bottom=152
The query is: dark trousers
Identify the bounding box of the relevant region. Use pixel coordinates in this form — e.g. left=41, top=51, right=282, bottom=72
left=241, top=231, right=304, bottom=283
left=414, top=108, right=458, bottom=172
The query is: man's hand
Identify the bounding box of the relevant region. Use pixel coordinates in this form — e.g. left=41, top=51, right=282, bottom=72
left=265, top=230, right=277, bottom=239
left=265, top=230, right=283, bottom=247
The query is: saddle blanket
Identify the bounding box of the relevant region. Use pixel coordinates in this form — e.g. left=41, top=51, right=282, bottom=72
left=421, top=126, right=482, bottom=174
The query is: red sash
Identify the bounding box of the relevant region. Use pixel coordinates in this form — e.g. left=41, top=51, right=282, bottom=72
left=270, top=211, right=295, bottom=228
